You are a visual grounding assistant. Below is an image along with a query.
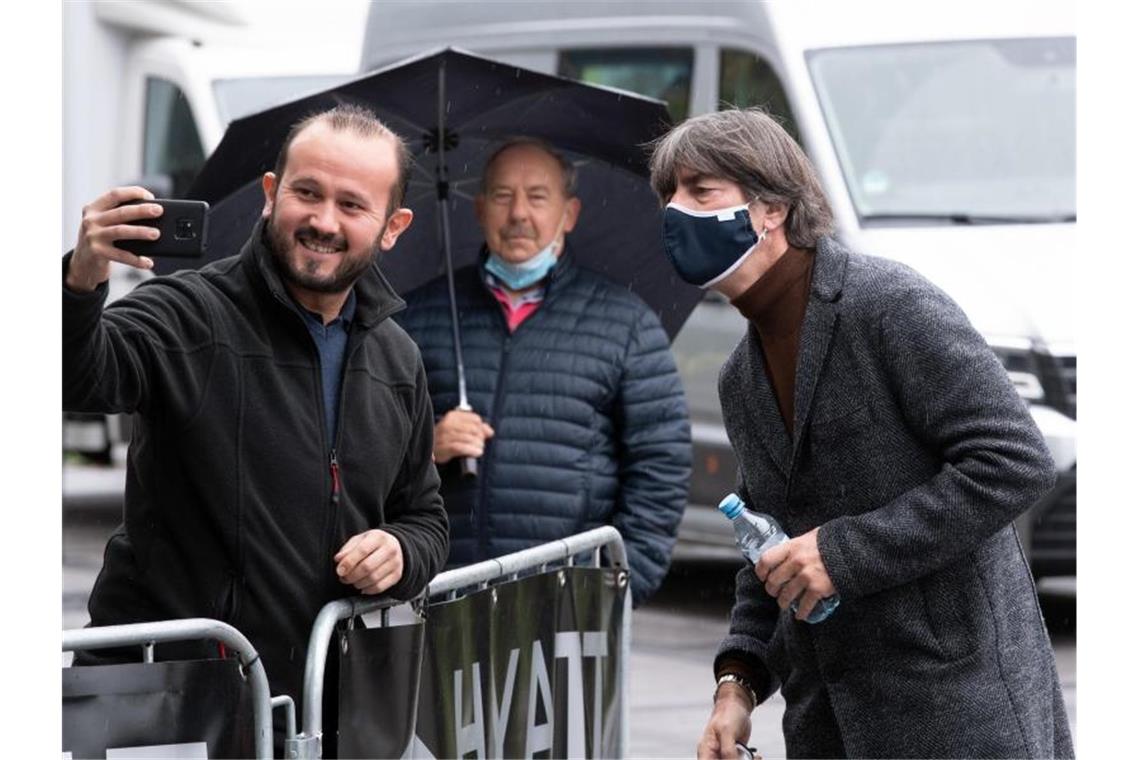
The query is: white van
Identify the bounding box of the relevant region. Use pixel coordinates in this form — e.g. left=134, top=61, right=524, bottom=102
left=360, top=0, right=1077, bottom=576
left=63, top=0, right=359, bottom=460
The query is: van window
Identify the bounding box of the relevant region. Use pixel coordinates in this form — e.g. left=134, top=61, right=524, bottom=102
left=143, top=77, right=206, bottom=199
left=558, top=48, right=692, bottom=122
left=719, top=49, right=800, bottom=143
left=671, top=300, right=747, bottom=428
left=808, top=37, right=1075, bottom=222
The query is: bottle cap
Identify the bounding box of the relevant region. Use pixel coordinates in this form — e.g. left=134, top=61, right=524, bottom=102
left=718, top=493, right=744, bottom=519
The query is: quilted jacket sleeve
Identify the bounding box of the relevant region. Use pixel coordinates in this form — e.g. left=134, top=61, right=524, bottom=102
left=816, top=280, right=1056, bottom=600
left=613, top=304, right=692, bottom=606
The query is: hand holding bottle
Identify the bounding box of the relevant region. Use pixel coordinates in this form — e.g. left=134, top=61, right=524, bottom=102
left=754, top=527, right=837, bottom=622
left=718, top=494, right=839, bottom=623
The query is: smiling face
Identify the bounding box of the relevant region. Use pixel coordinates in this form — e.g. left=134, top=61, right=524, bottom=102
left=261, top=121, right=412, bottom=308
left=474, top=144, right=580, bottom=264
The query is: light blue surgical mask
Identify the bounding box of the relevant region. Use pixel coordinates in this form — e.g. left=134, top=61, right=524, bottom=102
left=483, top=221, right=566, bottom=290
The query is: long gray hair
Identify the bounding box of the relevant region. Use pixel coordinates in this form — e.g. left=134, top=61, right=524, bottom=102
left=648, top=108, right=833, bottom=248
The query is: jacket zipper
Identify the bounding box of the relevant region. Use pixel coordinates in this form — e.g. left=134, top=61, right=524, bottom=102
left=473, top=270, right=565, bottom=557
left=330, top=448, right=341, bottom=506
left=261, top=262, right=396, bottom=599
left=475, top=283, right=540, bottom=558
left=324, top=445, right=342, bottom=596
left=323, top=331, right=367, bottom=598
left=280, top=295, right=354, bottom=600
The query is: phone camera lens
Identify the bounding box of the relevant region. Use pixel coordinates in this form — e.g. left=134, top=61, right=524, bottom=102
left=175, top=218, right=196, bottom=240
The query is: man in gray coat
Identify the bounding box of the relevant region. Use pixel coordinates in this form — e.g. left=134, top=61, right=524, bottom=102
left=649, top=108, right=1073, bottom=758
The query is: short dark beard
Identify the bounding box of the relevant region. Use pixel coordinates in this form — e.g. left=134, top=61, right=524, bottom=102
left=266, top=210, right=383, bottom=294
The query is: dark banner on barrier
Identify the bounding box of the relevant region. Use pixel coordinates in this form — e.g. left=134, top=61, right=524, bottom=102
left=413, top=566, right=627, bottom=759
left=62, top=659, right=254, bottom=759
left=337, top=621, right=426, bottom=759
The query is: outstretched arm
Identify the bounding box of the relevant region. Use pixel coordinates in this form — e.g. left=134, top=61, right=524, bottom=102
left=63, top=187, right=211, bottom=417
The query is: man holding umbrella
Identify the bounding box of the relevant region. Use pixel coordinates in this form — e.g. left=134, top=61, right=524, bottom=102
left=397, top=137, right=692, bottom=606
left=62, top=104, right=449, bottom=734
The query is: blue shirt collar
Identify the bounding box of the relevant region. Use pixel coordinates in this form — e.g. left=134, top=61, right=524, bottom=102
left=298, top=289, right=357, bottom=330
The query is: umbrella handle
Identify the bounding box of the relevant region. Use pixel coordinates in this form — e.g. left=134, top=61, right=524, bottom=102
left=455, top=401, right=479, bottom=478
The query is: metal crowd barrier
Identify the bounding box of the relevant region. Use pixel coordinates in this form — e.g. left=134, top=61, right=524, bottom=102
left=291, top=525, right=632, bottom=759
left=286, top=594, right=408, bottom=759
left=62, top=617, right=276, bottom=759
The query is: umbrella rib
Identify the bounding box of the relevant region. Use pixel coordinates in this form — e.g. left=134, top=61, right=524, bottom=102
left=409, top=158, right=435, bottom=183
left=451, top=175, right=482, bottom=191
left=452, top=91, right=630, bottom=169
left=404, top=183, right=476, bottom=204
left=364, top=107, right=430, bottom=143
left=407, top=160, right=491, bottom=192
left=451, top=89, right=561, bottom=138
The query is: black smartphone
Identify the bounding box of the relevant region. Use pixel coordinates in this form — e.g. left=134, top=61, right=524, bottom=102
left=117, top=199, right=209, bottom=258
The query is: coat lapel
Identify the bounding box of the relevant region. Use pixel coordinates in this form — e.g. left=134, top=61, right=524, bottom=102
left=790, top=238, right=849, bottom=469
left=790, top=298, right=838, bottom=467
left=736, top=326, right=793, bottom=477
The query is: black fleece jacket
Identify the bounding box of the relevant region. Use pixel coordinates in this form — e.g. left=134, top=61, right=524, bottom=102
left=62, top=220, right=448, bottom=704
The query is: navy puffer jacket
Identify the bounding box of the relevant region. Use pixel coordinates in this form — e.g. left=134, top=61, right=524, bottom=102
left=396, top=251, right=691, bottom=605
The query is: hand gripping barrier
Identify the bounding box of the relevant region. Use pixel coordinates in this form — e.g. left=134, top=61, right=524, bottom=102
left=290, top=525, right=632, bottom=759
left=62, top=617, right=276, bottom=759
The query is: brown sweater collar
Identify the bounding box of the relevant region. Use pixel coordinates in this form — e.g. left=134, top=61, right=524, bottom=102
left=730, top=247, right=815, bottom=336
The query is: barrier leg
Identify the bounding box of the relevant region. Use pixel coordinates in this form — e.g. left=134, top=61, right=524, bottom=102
left=273, top=695, right=298, bottom=748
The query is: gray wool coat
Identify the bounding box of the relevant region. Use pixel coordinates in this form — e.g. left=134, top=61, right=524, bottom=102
left=716, top=237, right=1073, bottom=759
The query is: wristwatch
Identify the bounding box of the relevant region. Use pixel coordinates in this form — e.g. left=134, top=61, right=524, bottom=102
left=715, top=673, right=758, bottom=710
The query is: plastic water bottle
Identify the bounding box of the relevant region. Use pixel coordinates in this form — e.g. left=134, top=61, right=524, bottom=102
left=718, top=493, right=839, bottom=623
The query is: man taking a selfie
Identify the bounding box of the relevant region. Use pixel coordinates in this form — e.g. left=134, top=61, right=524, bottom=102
left=62, top=104, right=448, bottom=719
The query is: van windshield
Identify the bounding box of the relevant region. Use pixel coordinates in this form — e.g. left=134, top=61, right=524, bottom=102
left=213, top=75, right=354, bottom=125
left=807, top=37, right=1074, bottom=223
left=558, top=48, right=693, bottom=123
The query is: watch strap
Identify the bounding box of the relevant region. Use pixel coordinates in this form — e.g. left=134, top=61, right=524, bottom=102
left=716, top=672, right=758, bottom=710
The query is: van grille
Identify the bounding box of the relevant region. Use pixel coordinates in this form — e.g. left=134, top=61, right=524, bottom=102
left=1034, top=350, right=1076, bottom=419
left=1029, top=472, right=1077, bottom=577
left=1057, top=354, right=1076, bottom=416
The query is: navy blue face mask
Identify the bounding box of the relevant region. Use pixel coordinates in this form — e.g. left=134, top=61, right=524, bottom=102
left=662, top=202, right=765, bottom=288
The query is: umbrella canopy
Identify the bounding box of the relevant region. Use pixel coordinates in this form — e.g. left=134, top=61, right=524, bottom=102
left=175, top=47, right=702, bottom=338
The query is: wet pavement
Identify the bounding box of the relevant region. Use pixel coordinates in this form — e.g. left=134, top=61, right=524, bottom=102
left=631, top=559, right=1076, bottom=759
